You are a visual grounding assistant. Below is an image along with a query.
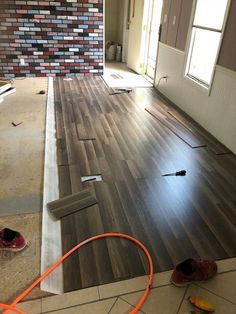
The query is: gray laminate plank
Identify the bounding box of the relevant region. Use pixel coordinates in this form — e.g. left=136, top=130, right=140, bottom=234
left=54, top=76, right=236, bottom=292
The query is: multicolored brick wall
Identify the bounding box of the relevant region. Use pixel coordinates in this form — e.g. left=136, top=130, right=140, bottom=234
left=0, top=0, right=103, bottom=77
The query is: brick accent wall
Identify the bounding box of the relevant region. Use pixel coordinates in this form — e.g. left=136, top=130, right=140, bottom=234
left=0, top=0, right=103, bottom=77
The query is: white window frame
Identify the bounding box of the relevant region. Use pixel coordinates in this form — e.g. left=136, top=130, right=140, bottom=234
left=183, top=0, right=231, bottom=95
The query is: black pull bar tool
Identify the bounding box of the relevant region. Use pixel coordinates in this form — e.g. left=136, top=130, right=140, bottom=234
left=162, top=170, right=186, bottom=177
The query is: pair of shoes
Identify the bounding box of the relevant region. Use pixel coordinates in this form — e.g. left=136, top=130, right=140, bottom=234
left=0, top=228, right=27, bottom=252
left=171, top=258, right=217, bottom=286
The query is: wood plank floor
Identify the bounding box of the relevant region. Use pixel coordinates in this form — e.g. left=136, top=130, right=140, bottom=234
left=54, top=76, right=236, bottom=292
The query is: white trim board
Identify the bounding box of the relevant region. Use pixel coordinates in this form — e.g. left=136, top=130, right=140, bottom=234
left=41, top=77, right=63, bottom=294
left=215, top=65, right=236, bottom=79
left=158, top=42, right=185, bottom=55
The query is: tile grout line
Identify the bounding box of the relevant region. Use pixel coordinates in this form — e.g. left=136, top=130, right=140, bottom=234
left=22, top=266, right=236, bottom=308
left=108, top=297, right=118, bottom=313
left=36, top=276, right=236, bottom=314
left=40, top=289, right=147, bottom=314
left=22, top=259, right=236, bottom=312
left=22, top=283, right=183, bottom=314
left=40, top=296, right=119, bottom=314
left=193, top=283, right=236, bottom=305
left=98, top=283, right=172, bottom=303
left=40, top=287, right=154, bottom=314
left=176, top=285, right=189, bottom=314
left=119, top=296, right=147, bottom=314
left=97, top=286, right=101, bottom=300
left=96, top=276, right=175, bottom=299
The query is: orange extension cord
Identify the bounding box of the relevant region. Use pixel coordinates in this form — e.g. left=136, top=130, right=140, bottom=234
left=0, top=233, right=154, bottom=314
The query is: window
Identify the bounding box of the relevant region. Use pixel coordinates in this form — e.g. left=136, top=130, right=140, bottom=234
left=185, top=0, right=230, bottom=88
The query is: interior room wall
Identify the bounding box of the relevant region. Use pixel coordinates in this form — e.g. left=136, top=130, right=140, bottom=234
left=105, top=0, right=118, bottom=42
left=117, top=0, right=125, bottom=45
left=218, top=0, right=236, bottom=71
left=155, top=0, right=236, bottom=154
left=160, top=0, right=193, bottom=51
left=105, top=0, right=125, bottom=45
left=0, top=0, right=103, bottom=78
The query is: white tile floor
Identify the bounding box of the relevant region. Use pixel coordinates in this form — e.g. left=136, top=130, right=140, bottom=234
left=102, top=62, right=152, bottom=88
left=9, top=257, right=236, bottom=314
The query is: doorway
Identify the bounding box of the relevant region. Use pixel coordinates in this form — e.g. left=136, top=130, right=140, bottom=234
left=104, top=0, right=162, bottom=87
left=144, top=0, right=163, bottom=81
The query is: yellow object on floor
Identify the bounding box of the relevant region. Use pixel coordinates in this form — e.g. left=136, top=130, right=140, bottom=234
left=188, top=296, right=215, bottom=313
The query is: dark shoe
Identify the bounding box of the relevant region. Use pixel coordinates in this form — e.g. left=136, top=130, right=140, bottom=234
left=0, top=228, right=27, bottom=252
left=171, top=258, right=217, bottom=286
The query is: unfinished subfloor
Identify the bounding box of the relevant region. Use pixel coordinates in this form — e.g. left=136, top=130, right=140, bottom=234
left=0, top=78, right=47, bottom=216
left=0, top=78, right=50, bottom=303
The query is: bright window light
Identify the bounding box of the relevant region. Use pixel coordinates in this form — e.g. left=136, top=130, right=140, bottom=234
left=194, top=0, right=228, bottom=30
left=185, top=0, right=229, bottom=87
left=188, top=28, right=221, bottom=85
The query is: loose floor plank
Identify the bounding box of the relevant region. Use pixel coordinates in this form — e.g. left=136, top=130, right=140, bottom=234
left=47, top=189, right=98, bottom=219
left=145, top=108, right=206, bottom=148
left=168, top=110, right=232, bottom=155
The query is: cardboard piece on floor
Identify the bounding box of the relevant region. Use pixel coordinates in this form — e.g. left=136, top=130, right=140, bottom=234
left=47, top=189, right=98, bottom=219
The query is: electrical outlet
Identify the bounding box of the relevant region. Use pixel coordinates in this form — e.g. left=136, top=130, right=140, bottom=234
left=20, top=58, right=25, bottom=66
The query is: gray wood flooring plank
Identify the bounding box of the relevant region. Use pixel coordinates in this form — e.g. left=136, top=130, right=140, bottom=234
left=54, top=76, right=236, bottom=292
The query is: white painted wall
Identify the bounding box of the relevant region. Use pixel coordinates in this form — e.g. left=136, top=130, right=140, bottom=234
left=155, top=43, right=236, bottom=154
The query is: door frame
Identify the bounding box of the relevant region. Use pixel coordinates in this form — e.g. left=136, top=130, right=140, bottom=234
left=143, top=0, right=163, bottom=81
left=103, top=0, right=163, bottom=79
left=103, top=0, right=130, bottom=66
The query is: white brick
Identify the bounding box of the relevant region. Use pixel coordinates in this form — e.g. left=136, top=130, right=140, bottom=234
left=73, top=29, right=83, bottom=33
left=19, top=27, right=29, bottom=31
left=40, top=10, right=50, bottom=14
left=89, top=8, right=98, bottom=12
left=69, top=48, right=79, bottom=52
left=33, top=52, right=43, bottom=55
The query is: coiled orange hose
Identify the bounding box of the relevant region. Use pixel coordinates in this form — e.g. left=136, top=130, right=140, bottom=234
left=1, top=233, right=154, bottom=314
